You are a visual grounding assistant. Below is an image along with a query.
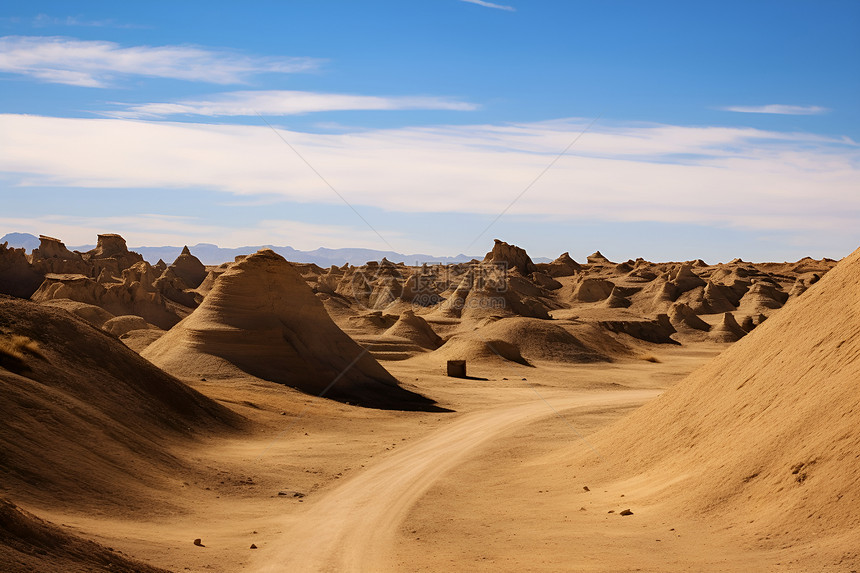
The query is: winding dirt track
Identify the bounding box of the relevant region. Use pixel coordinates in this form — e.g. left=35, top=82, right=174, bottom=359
left=255, top=389, right=658, bottom=573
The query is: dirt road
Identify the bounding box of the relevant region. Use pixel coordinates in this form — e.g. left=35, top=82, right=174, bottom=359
left=254, top=389, right=659, bottom=572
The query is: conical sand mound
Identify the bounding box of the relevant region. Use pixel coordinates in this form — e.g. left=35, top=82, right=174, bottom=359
left=602, top=286, right=632, bottom=308
left=587, top=246, right=860, bottom=557
left=709, top=311, right=747, bottom=342
left=668, top=301, right=710, bottom=332
left=168, top=246, right=207, bottom=289
left=384, top=309, right=443, bottom=349
left=142, top=249, right=436, bottom=409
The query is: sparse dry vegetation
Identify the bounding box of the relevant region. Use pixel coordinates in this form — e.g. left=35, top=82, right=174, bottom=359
left=0, top=333, right=41, bottom=363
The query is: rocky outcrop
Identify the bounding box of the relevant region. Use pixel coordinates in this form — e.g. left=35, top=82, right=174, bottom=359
left=154, top=267, right=200, bottom=308
left=483, top=239, right=537, bottom=275
left=31, top=272, right=180, bottom=330
left=544, top=252, right=581, bottom=277
left=82, top=234, right=144, bottom=277
left=572, top=277, right=616, bottom=303
left=30, top=236, right=89, bottom=276
left=0, top=242, right=43, bottom=298
left=586, top=251, right=612, bottom=265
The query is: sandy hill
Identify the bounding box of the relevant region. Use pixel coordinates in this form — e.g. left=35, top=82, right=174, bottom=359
left=581, top=246, right=860, bottom=558
left=0, top=295, right=240, bottom=512
left=432, top=316, right=616, bottom=366
left=142, top=249, right=438, bottom=410
left=0, top=498, right=168, bottom=573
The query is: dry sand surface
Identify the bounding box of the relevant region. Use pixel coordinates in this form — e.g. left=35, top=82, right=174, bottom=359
left=1, top=235, right=857, bottom=572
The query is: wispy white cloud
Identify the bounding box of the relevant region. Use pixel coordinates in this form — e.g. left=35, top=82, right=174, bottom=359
left=0, top=114, right=857, bottom=239
left=0, top=213, right=401, bottom=252
left=106, top=90, right=478, bottom=118
left=30, top=14, right=138, bottom=28
left=0, top=36, right=320, bottom=87
left=460, top=0, right=515, bottom=11
left=720, top=104, right=829, bottom=116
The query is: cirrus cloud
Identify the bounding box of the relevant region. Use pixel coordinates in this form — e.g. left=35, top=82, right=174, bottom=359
left=720, top=104, right=829, bottom=116
left=0, top=35, right=321, bottom=87
left=106, top=90, right=479, bottom=118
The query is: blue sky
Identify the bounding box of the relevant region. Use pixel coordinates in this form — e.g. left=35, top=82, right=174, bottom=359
left=1, top=0, right=858, bottom=262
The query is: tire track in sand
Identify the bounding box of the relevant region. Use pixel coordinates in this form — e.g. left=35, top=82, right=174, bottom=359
left=255, top=389, right=658, bottom=572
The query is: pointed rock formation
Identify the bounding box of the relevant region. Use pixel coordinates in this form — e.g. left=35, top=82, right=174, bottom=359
left=703, top=281, right=738, bottom=314
left=603, top=286, right=632, bottom=308
left=668, top=263, right=706, bottom=295
left=544, top=252, right=581, bottom=277
left=586, top=251, right=612, bottom=265
left=141, top=249, right=437, bottom=409
left=668, top=302, right=711, bottom=332
left=169, top=246, right=207, bottom=289
left=709, top=312, right=747, bottom=342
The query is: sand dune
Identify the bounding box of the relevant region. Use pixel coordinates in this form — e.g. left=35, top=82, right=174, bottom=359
left=0, top=295, right=239, bottom=512
left=0, top=498, right=169, bottom=573
left=579, top=246, right=860, bottom=560
left=143, top=249, right=438, bottom=409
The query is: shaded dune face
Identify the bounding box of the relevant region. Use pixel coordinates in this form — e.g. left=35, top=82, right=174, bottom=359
left=143, top=249, right=441, bottom=410
left=0, top=295, right=240, bottom=511
left=588, top=246, right=860, bottom=543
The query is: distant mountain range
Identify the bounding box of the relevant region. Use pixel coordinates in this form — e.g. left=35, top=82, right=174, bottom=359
left=1, top=232, right=554, bottom=266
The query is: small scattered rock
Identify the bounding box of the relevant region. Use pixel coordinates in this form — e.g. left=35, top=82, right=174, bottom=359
left=620, top=509, right=633, bottom=516
left=582, top=486, right=590, bottom=492
left=607, top=510, right=615, bottom=514
left=193, top=538, right=204, bottom=547
left=250, top=544, right=257, bottom=549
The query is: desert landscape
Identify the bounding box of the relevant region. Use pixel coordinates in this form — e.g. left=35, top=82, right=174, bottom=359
left=2, top=2, right=858, bottom=571
left=1, top=233, right=856, bottom=572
